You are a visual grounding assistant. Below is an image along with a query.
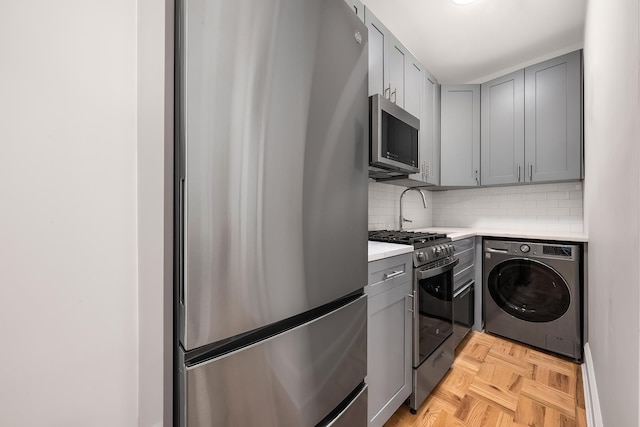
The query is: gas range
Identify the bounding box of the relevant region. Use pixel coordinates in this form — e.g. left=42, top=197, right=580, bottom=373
left=368, top=230, right=456, bottom=268
left=369, top=230, right=459, bottom=411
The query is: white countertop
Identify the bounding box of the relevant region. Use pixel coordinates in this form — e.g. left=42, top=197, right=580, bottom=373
left=368, top=227, right=588, bottom=262
left=411, top=227, right=588, bottom=243
left=367, top=241, right=413, bottom=262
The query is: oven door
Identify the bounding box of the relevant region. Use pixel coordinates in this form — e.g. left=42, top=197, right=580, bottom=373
left=413, top=258, right=458, bottom=367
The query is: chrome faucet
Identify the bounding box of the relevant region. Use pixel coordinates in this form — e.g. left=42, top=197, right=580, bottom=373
left=399, top=188, right=428, bottom=230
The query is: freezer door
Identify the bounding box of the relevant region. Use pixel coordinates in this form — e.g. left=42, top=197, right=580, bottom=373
left=177, top=0, right=369, bottom=350
left=178, top=296, right=367, bottom=427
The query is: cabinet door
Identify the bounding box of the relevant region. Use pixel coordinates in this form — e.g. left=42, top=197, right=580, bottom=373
left=481, top=70, right=525, bottom=186
left=364, top=8, right=389, bottom=97
left=388, top=36, right=406, bottom=108
left=404, top=54, right=422, bottom=118
left=423, top=70, right=440, bottom=185
left=343, top=0, right=364, bottom=22
left=367, top=280, right=412, bottom=427
left=440, top=84, right=481, bottom=186
left=524, top=50, right=582, bottom=182
left=405, top=55, right=426, bottom=183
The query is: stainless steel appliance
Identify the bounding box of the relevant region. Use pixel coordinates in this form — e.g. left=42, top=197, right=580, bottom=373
left=483, top=239, right=582, bottom=361
left=369, top=94, right=420, bottom=179
left=368, top=231, right=458, bottom=412
left=175, top=1, right=369, bottom=425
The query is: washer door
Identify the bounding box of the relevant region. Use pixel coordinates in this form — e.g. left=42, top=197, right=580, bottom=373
left=487, top=258, right=571, bottom=322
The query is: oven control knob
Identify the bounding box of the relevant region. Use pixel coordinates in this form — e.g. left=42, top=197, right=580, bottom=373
left=520, top=244, right=530, bottom=253
left=435, top=246, right=442, bottom=256
left=417, top=252, right=426, bottom=262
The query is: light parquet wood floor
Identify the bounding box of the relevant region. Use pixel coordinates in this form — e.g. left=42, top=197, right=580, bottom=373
left=385, top=332, right=586, bottom=427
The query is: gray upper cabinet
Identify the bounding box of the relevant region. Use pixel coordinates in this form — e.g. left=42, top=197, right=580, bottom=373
left=404, top=54, right=425, bottom=182
left=524, top=50, right=582, bottom=182
left=441, top=84, right=481, bottom=187
left=423, top=70, right=440, bottom=185
left=364, top=6, right=442, bottom=188
left=365, top=9, right=388, bottom=97
left=384, top=66, right=440, bottom=188
left=343, top=0, right=364, bottom=22
left=404, top=53, right=422, bottom=118
left=364, top=7, right=410, bottom=109
left=388, top=36, right=406, bottom=107
left=480, top=50, right=582, bottom=186
left=481, top=70, right=525, bottom=186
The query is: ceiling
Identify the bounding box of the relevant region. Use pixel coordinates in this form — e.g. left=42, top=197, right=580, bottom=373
left=361, top=0, right=586, bottom=84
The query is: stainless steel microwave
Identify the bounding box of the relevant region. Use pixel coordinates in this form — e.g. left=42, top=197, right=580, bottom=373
left=369, top=94, right=420, bottom=176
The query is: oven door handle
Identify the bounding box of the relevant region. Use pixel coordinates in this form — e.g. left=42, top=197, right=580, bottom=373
left=416, top=258, right=459, bottom=280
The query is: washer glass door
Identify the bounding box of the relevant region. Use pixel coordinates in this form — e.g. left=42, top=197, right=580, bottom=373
left=487, top=259, right=570, bottom=322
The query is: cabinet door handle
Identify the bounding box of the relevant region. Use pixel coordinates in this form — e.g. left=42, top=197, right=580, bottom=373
left=385, top=84, right=391, bottom=99
left=406, top=293, right=414, bottom=313
left=475, top=169, right=479, bottom=185
left=406, top=290, right=416, bottom=316
left=391, top=88, right=397, bottom=104
left=383, top=270, right=403, bottom=280
left=517, top=165, right=521, bottom=182
left=454, top=280, right=474, bottom=298
left=529, top=163, right=533, bottom=181
left=353, top=5, right=357, bottom=14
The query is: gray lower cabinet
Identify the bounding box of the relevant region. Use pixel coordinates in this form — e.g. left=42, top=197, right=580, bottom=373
left=440, top=84, right=481, bottom=187
left=343, top=0, right=364, bottom=22
left=452, top=237, right=475, bottom=349
left=481, top=50, right=582, bottom=185
left=366, top=254, right=412, bottom=427
left=525, top=50, right=582, bottom=182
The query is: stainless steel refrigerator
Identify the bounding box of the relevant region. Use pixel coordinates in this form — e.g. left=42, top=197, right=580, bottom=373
left=175, top=0, right=369, bottom=425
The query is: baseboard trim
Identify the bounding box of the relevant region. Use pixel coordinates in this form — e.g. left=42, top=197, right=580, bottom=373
left=582, top=343, right=604, bottom=427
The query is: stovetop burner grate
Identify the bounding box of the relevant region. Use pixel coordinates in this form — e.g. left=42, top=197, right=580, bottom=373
left=368, top=230, right=448, bottom=247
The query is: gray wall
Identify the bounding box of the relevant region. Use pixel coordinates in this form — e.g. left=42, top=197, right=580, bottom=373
left=583, top=0, right=640, bottom=426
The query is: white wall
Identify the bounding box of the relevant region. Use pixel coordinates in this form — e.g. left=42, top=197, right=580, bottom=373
left=0, top=2, right=138, bottom=426
left=432, top=182, right=583, bottom=232
left=137, top=1, right=173, bottom=426
left=583, top=0, right=640, bottom=425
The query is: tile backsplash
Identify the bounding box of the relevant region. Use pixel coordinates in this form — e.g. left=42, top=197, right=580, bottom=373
left=431, top=182, right=584, bottom=232
left=368, top=181, right=584, bottom=233
left=368, top=180, right=433, bottom=230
